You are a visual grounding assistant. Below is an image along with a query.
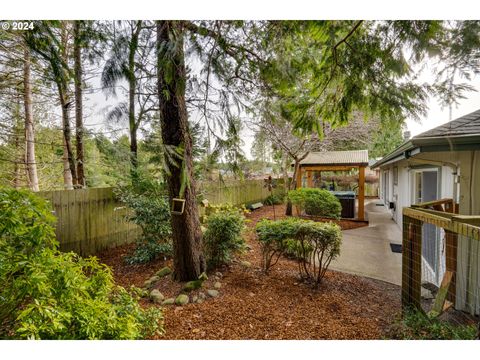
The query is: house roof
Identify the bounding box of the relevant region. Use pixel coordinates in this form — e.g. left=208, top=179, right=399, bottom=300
left=372, top=109, right=480, bottom=169
left=417, top=109, right=480, bottom=138
left=299, top=150, right=369, bottom=167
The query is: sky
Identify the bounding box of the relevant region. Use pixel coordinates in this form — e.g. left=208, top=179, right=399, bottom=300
left=80, top=23, right=480, bottom=160
left=405, top=76, right=480, bottom=137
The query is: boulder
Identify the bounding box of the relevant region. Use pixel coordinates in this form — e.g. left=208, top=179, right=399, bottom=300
left=175, top=294, right=190, bottom=306
left=162, top=298, right=175, bottom=306
left=143, top=275, right=160, bottom=289
left=156, top=266, right=172, bottom=277
left=214, top=281, right=222, bottom=289
left=421, top=287, right=435, bottom=300
left=183, top=272, right=208, bottom=292
left=207, top=289, right=219, bottom=298
left=149, top=289, right=164, bottom=304
left=183, top=280, right=202, bottom=292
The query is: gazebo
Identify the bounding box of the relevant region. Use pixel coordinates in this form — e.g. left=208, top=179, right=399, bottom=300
left=295, top=150, right=369, bottom=221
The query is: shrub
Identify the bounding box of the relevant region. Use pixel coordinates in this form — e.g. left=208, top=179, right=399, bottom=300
left=288, top=188, right=341, bottom=219
left=256, top=217, right=302, bottom=271
left=204, top=202, right=249, bottom=218
left=256, top=218, right=342, bottom=286
left=116, top=181, right=172, bottom=264
left=0, top=187, right=164, bottom=339
left=203, top=208, right=246, bottom=268
left=282, top=238, right=313, bottom=259
left=389, top=309, right=477, bottom=340
left=295, top=221, right=342, bottom=286
left=264, top=193, right=284, bottom=206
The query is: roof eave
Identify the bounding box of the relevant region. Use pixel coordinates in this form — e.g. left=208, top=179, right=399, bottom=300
left=371, top=133, right=480, bottom=169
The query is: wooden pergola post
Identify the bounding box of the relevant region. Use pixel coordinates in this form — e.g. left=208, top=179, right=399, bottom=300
left=358, top=165, right=365, bottom=221
left=307, top=170, right=313, bottom=188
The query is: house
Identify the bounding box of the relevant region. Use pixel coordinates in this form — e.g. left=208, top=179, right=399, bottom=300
left=372, top=109, right=480, bottom=314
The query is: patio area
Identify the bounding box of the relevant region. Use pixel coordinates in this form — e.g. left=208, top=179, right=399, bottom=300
left=330, top=199, right=402, bottom=285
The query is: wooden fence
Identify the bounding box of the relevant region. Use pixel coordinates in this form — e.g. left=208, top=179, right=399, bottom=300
left=198, top=178, right=286, bottom=206
left=38, top=177, right=376, bottom=257
left=402, top=200, right=480, bottom=317
left=38, top=180, right=286, bottom=256
left=38, top=187, right=141, bottom=256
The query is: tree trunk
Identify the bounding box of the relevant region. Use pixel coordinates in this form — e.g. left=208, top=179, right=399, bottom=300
left=62, top=136, right=74, bottom=190
left=286, top=159, right=301, bottom=216
left=59, top=22, right=77, bottom=189
left=13, top=127, right=21, bottom=189
left=156, top=20, right=206, bottom=281
left=128, top=21, right=142, bottom=175
left=23, top=46, right=40, bottom=192
left=58, top=86, right=77, bottom=190
left=73, top=20, right=86, bottom=188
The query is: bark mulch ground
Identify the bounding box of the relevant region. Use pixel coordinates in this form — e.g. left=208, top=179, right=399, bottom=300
left=98, top=204, right=401, bottom=340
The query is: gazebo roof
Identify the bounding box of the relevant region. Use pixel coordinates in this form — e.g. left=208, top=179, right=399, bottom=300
left=298, top=150, right=369, bottom=167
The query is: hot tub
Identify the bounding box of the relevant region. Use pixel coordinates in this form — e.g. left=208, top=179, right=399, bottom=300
left=330, top=191, right=355, bottom=219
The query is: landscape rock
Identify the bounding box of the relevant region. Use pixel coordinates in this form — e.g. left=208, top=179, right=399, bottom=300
left=196, top=298, right=204, bottom=304
left=149, top=289, right=164, bottom=304
left=192, top=295, right=199, bottom=303
left=214, top=281, right=222, bottom=289
left=215, top=272, right=223, bottom=278
left=183, top=272, right=208, bottom=292
left=143, top=275, right=160, bottom=289
left=207, top=289, right=219, bottom=298
left=175, top=294, right=190, bottom=306
left=198, top=292, right=207, bottom=300
left=156, top=266, right=172, bottom=277
left=162, top=298, right=175, bottom=306
left=421, top=287, right=435, bottom=300
left=240, top=260, right=252, bottom=268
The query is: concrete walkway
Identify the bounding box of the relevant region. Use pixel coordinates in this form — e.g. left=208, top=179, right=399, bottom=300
left=330, top=199, right=402, bottom=285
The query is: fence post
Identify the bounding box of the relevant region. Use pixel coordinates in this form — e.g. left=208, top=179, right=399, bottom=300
left=444, top=201, right=458, bottom=305
left=402, top=213, right=422, bottom=312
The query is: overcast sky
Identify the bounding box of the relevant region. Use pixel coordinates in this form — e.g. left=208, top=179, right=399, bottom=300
left=405, top=76, right=480, bottom=137
left=81, top=26, right=480, bottom=160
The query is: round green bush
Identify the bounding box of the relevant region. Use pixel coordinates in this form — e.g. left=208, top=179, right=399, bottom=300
left=288, top=188, right=341, bottom=218
left=0, top=187, right=164, bottom=339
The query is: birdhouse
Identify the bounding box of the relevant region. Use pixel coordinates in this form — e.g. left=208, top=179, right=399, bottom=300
left=171, top=198, right=186, bottom=215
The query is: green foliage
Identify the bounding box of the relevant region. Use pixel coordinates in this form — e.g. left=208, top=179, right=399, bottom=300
left=203, top=208, right=246, bottom=268
left=116, top=180, right=172, bottom=264
left=288, top=188, right=341, bottom=219
left=390, top=309, right=477, bottom=340
left=0, top=187, right=164, bottom=339
left=295, top=221, right=342, bottom=286
left=203, top=202, right=249, bottom=220
left=282, top=238, right=313, bottom=259
left=264, top=193, right=284, bottom=205
left=256, top=217, right=342, bottom=285
left=255, top=217, right=304, bottom=267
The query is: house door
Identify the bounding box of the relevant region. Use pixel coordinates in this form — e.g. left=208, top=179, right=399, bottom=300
left=414, top=170, right=442, bottom=285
